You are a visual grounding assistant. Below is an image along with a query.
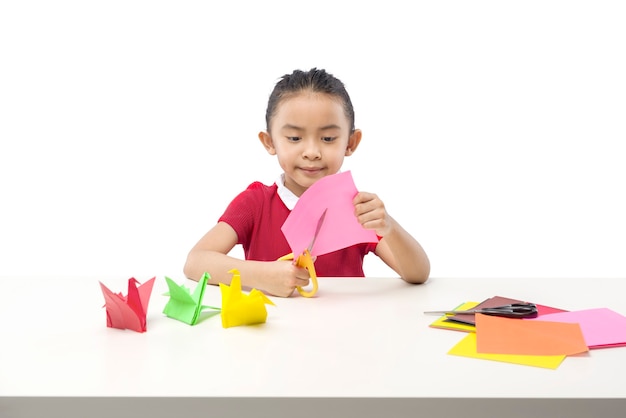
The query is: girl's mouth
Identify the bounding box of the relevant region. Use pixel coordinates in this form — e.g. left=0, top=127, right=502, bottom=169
left=300, top=167, right=323, bottom=175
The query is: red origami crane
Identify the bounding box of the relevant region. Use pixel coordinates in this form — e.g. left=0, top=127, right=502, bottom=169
left=100, top=277, right=156, bottom=332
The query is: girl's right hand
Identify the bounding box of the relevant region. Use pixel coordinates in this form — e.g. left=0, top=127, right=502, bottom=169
left=262, top=260, right=310, bottom=297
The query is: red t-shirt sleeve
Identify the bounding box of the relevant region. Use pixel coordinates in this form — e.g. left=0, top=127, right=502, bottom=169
left=218, top=182, right=264, bottom=247
left=218, top=182, right=292, bottom=261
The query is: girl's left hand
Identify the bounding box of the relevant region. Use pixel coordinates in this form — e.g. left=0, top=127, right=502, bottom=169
left=353, top=191, right=393, bottom=237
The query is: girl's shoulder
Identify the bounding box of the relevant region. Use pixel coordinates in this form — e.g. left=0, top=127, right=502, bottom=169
left=241, top=181, right=278, bottom=199
left=229, top=181, right=279, bottom=206
left=245, top=181, right=277, bottom=192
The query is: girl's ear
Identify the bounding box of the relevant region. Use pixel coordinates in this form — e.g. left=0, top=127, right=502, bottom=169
left=258, top=131, right=276, bottom=155
left=345, top=129, right=362, bottom=156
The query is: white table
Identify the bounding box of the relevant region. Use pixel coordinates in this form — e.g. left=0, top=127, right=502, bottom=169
left=1, top=275, right=625, bottom=417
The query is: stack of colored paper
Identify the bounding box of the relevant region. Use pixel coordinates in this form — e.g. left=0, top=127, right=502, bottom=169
left=429, top=296, right=626, bottom=369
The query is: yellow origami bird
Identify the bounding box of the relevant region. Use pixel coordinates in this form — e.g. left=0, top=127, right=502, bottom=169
left=219, top=269, right=275, bottom=328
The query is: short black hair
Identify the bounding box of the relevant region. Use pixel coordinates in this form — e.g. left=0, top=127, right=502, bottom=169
left=265, top=68, right=355, bottom=133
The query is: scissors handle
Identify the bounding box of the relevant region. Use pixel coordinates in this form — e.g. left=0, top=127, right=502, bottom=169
left=277, top=249, right=318, bottom=298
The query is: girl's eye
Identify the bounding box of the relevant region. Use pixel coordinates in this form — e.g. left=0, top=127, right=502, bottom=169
left=287, top=137, right=301, bottom=142
left=322, top=137, right=336, bottom=143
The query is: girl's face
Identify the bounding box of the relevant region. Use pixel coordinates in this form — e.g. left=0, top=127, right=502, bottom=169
left=259, top=92, right=361, bottom=197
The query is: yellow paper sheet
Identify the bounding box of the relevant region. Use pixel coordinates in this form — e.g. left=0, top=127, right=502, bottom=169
left=429, top=302, right=479, bottom=332
left=448, top=332, right=566, bottom=369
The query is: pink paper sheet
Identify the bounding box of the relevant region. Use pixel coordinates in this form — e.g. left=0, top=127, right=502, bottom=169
left=281, top=171, right=378, bottom=257
left=529, top=308, right=626, bottom=349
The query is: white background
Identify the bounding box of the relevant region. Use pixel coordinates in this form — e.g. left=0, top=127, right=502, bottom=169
left=1, top=1, right=624, bottom=281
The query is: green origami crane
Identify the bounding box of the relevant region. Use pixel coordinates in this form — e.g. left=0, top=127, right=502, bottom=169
left=162, top=272, right=221, bottom=325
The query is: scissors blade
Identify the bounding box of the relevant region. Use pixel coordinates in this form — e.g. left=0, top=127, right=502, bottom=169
left=306, top=208, right=328, bottom=254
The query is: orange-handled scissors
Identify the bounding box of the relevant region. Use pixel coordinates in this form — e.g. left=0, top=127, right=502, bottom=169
left=277, top=209, right=327, bottom=298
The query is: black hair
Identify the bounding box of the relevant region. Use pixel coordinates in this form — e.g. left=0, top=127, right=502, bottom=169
left=264, top=68, right=355, bottom=133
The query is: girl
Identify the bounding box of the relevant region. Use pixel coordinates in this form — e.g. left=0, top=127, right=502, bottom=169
left=183, top=68, right=430, bottom=297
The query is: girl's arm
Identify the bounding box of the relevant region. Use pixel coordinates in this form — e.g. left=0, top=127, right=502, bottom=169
left=353, top=192, right=430, bottom=283
left=183, top=222, right=310, bottom=297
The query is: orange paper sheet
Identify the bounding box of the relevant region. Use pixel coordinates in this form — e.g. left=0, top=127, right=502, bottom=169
left=475, top=313, right=589, bottom=356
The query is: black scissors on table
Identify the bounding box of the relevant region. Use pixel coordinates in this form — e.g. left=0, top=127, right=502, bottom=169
left=424, top=303, right=539, bottom=319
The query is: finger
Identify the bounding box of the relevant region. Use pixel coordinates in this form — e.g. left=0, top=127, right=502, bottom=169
left=354, top=201, right=372, bottom=217
left=352, top=191, right=364, bottom=204
left=296, top=278, right=310, bottom=287
left=353, top=191, right=374, bottom=205
left=356, top=206, right=383, bottom=224
left=360, top=218, right=385, bottom=231
left=294, top=267, right=311, bottom=281
left=355, top=197, right=382, bottom=216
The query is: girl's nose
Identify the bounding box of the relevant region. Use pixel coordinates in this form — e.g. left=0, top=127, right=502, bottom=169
left=302, top=139, right=321, bottom=160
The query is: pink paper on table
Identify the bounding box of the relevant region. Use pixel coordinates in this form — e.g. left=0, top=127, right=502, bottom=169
left=281, top=171, right=378, bottom=257
left=529, top=308, right=626, bottom=349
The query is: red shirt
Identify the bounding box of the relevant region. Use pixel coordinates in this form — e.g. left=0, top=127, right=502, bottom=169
left=219, top=182, right=378, bottom=277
